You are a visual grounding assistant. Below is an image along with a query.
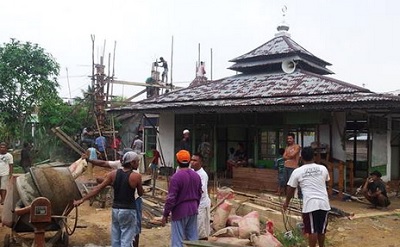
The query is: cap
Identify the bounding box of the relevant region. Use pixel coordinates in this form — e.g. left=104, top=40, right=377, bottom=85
left=122, top=151, right=139, bottom=164
left=118, top=147, right=133, bottom=156
left=183, top=129, right=190, bottom=135
left=370, top=170, right=382, bottom=177
left=176, top=150, right=191, bottom=164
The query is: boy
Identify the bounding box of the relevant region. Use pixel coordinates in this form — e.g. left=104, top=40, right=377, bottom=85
left=274, top=148, right=285, bottom=196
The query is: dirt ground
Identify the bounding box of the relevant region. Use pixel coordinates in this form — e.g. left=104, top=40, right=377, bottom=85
left=1, top=167, right=400, bottom=247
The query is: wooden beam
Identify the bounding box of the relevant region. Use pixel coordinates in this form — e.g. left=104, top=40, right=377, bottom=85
left=126, top=89, right=147, bottom=101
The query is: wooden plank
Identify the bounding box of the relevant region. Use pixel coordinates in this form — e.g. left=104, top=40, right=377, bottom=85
left=352, top=209, right=400, bottom=219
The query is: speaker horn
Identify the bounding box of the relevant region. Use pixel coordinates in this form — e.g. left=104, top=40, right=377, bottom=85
left=281, top=60, right=296, bottom=74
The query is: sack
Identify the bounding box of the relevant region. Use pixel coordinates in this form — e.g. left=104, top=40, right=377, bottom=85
left=238, top=211, right=260, bottom=239
left=226, top=215, right=242, bottom=227
left=212, top=227, right=239, bottom=238
left=212, top=200, right=232, bottom=231
left=251, top=232, right=283, bottom=247
left=209, top=236, right=251, bottom=246
left=69, top=158, right=88, bottom=179
left=1, top=176, right=19, bottom=227
left=217, top=187, right=234, bottom=204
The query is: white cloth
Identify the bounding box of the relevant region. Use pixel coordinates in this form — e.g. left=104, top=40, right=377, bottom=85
left=197, top=205, right=210, bottom=239
left=132, top=139, right=143, bottom=154
left=196, top=167, right=211, bottom=239
left=287, top=163, right=331, bottom=213
left=108, top=160, right=122, bottom=169
left=197, top=64, right=206, bottom=77
left=196, top=168, right=211, bottom=208
left=0, top=153, right=13, bottom=176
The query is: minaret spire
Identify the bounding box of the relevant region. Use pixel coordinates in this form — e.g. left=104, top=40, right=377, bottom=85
left=275, top=5, right=291, bottom=37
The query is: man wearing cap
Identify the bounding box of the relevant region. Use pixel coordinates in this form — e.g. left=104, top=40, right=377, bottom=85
left=179, top=129, right=191, bottom=153
left=85, top=148, right=143, bottom=247
left=362, top=170, right=390, bottom=209
left=74, top=151, right=143, bottom=247
left=162, top=150, right=202, bottom=247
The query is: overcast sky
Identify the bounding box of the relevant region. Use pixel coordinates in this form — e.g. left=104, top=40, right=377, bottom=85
left=1, top=0, right=399, bottom=100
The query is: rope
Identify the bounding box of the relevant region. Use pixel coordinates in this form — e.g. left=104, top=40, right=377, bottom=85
left=281, top=206, right=295, bottom=232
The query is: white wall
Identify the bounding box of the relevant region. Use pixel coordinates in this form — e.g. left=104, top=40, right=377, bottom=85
left=331, top=112, right=346, bottom=161
left=158, top=112, right=175, bottom=167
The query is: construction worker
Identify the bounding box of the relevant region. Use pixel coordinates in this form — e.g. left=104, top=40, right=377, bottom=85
left=157, top=57, right=168, bottom=83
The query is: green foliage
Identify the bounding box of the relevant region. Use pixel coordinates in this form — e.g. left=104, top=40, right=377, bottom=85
left=275, top=228, right=308, bottom=247
left=36, top=97, right=91, bottom=161
left=39, top=97, right=88, bottom=135
left=0, top=39, right=60, bottom=143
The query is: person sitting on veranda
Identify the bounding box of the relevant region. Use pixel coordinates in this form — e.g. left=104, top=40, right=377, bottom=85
left=226, top=143, right=247, bottom=177
left=362, top=170, right=391, bottom=209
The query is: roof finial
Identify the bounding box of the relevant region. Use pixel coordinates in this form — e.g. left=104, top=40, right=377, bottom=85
left=275, top=5, right=290, bottom=37
left=282, top=5, right=287, bottom=17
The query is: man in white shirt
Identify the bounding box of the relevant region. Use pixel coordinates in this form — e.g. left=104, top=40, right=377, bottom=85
left=0, top=142, right=13, bottom=205
left=190, top=152, right=211, bottom=240
left=283, top=146, right=330, bottom=247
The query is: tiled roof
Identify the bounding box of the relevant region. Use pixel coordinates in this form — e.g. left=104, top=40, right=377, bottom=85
left=229, top=35, right=331, bottom=66
left=110, top=70, right=400, bottom=114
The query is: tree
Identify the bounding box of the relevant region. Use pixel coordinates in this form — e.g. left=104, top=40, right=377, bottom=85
left=0, top=39, right=60, bottom=144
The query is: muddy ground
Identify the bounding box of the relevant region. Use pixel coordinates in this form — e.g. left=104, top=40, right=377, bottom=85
left=1, top=167, right=400, bottom=247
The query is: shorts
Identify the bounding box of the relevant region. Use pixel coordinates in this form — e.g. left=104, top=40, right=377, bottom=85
left=302, top=210, right=329, bottom=234
left=278, top=174, right=285, bottom=187
left=150, top=163, right=158, bottom=170
left=371, top=195, right=391, bottom=207
left=0, top=175, right=9, bottom=190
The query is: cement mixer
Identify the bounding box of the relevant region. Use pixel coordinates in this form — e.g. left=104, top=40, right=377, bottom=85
left=2, top=159, right=87, bottom=247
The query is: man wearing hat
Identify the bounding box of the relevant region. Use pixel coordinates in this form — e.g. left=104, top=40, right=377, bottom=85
left=362, top=170, right=390, bottom=209
left=161, top=150, right=202, bottom=247
left=74, top=151, right=144, bottom=247
left=84, top=148, right=143, bottom=247
left=179, top=129, right=191, bottom=153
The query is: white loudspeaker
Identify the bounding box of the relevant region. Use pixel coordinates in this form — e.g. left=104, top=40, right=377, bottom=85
left=281, top=60, right=296, bottom=74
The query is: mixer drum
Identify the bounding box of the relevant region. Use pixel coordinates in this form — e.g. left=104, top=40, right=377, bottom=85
left=16, top=166, right=82, bottom=216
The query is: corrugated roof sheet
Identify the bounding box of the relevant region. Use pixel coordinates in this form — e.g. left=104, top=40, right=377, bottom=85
left=229, top=35, right=330, bottom=66
left=111, top=70, right=400, bottom=113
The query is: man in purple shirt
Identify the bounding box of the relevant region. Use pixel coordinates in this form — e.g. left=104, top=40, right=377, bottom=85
left=162, top=150, right=202, bottom=247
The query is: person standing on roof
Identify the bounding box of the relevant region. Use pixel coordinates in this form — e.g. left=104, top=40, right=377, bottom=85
left=157, top=57, right=168, bottom=83
left=196, top=61, right=206, bottom=78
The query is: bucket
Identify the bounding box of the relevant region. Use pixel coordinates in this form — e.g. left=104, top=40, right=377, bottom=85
left=16, top=166, right=82, bottom=216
